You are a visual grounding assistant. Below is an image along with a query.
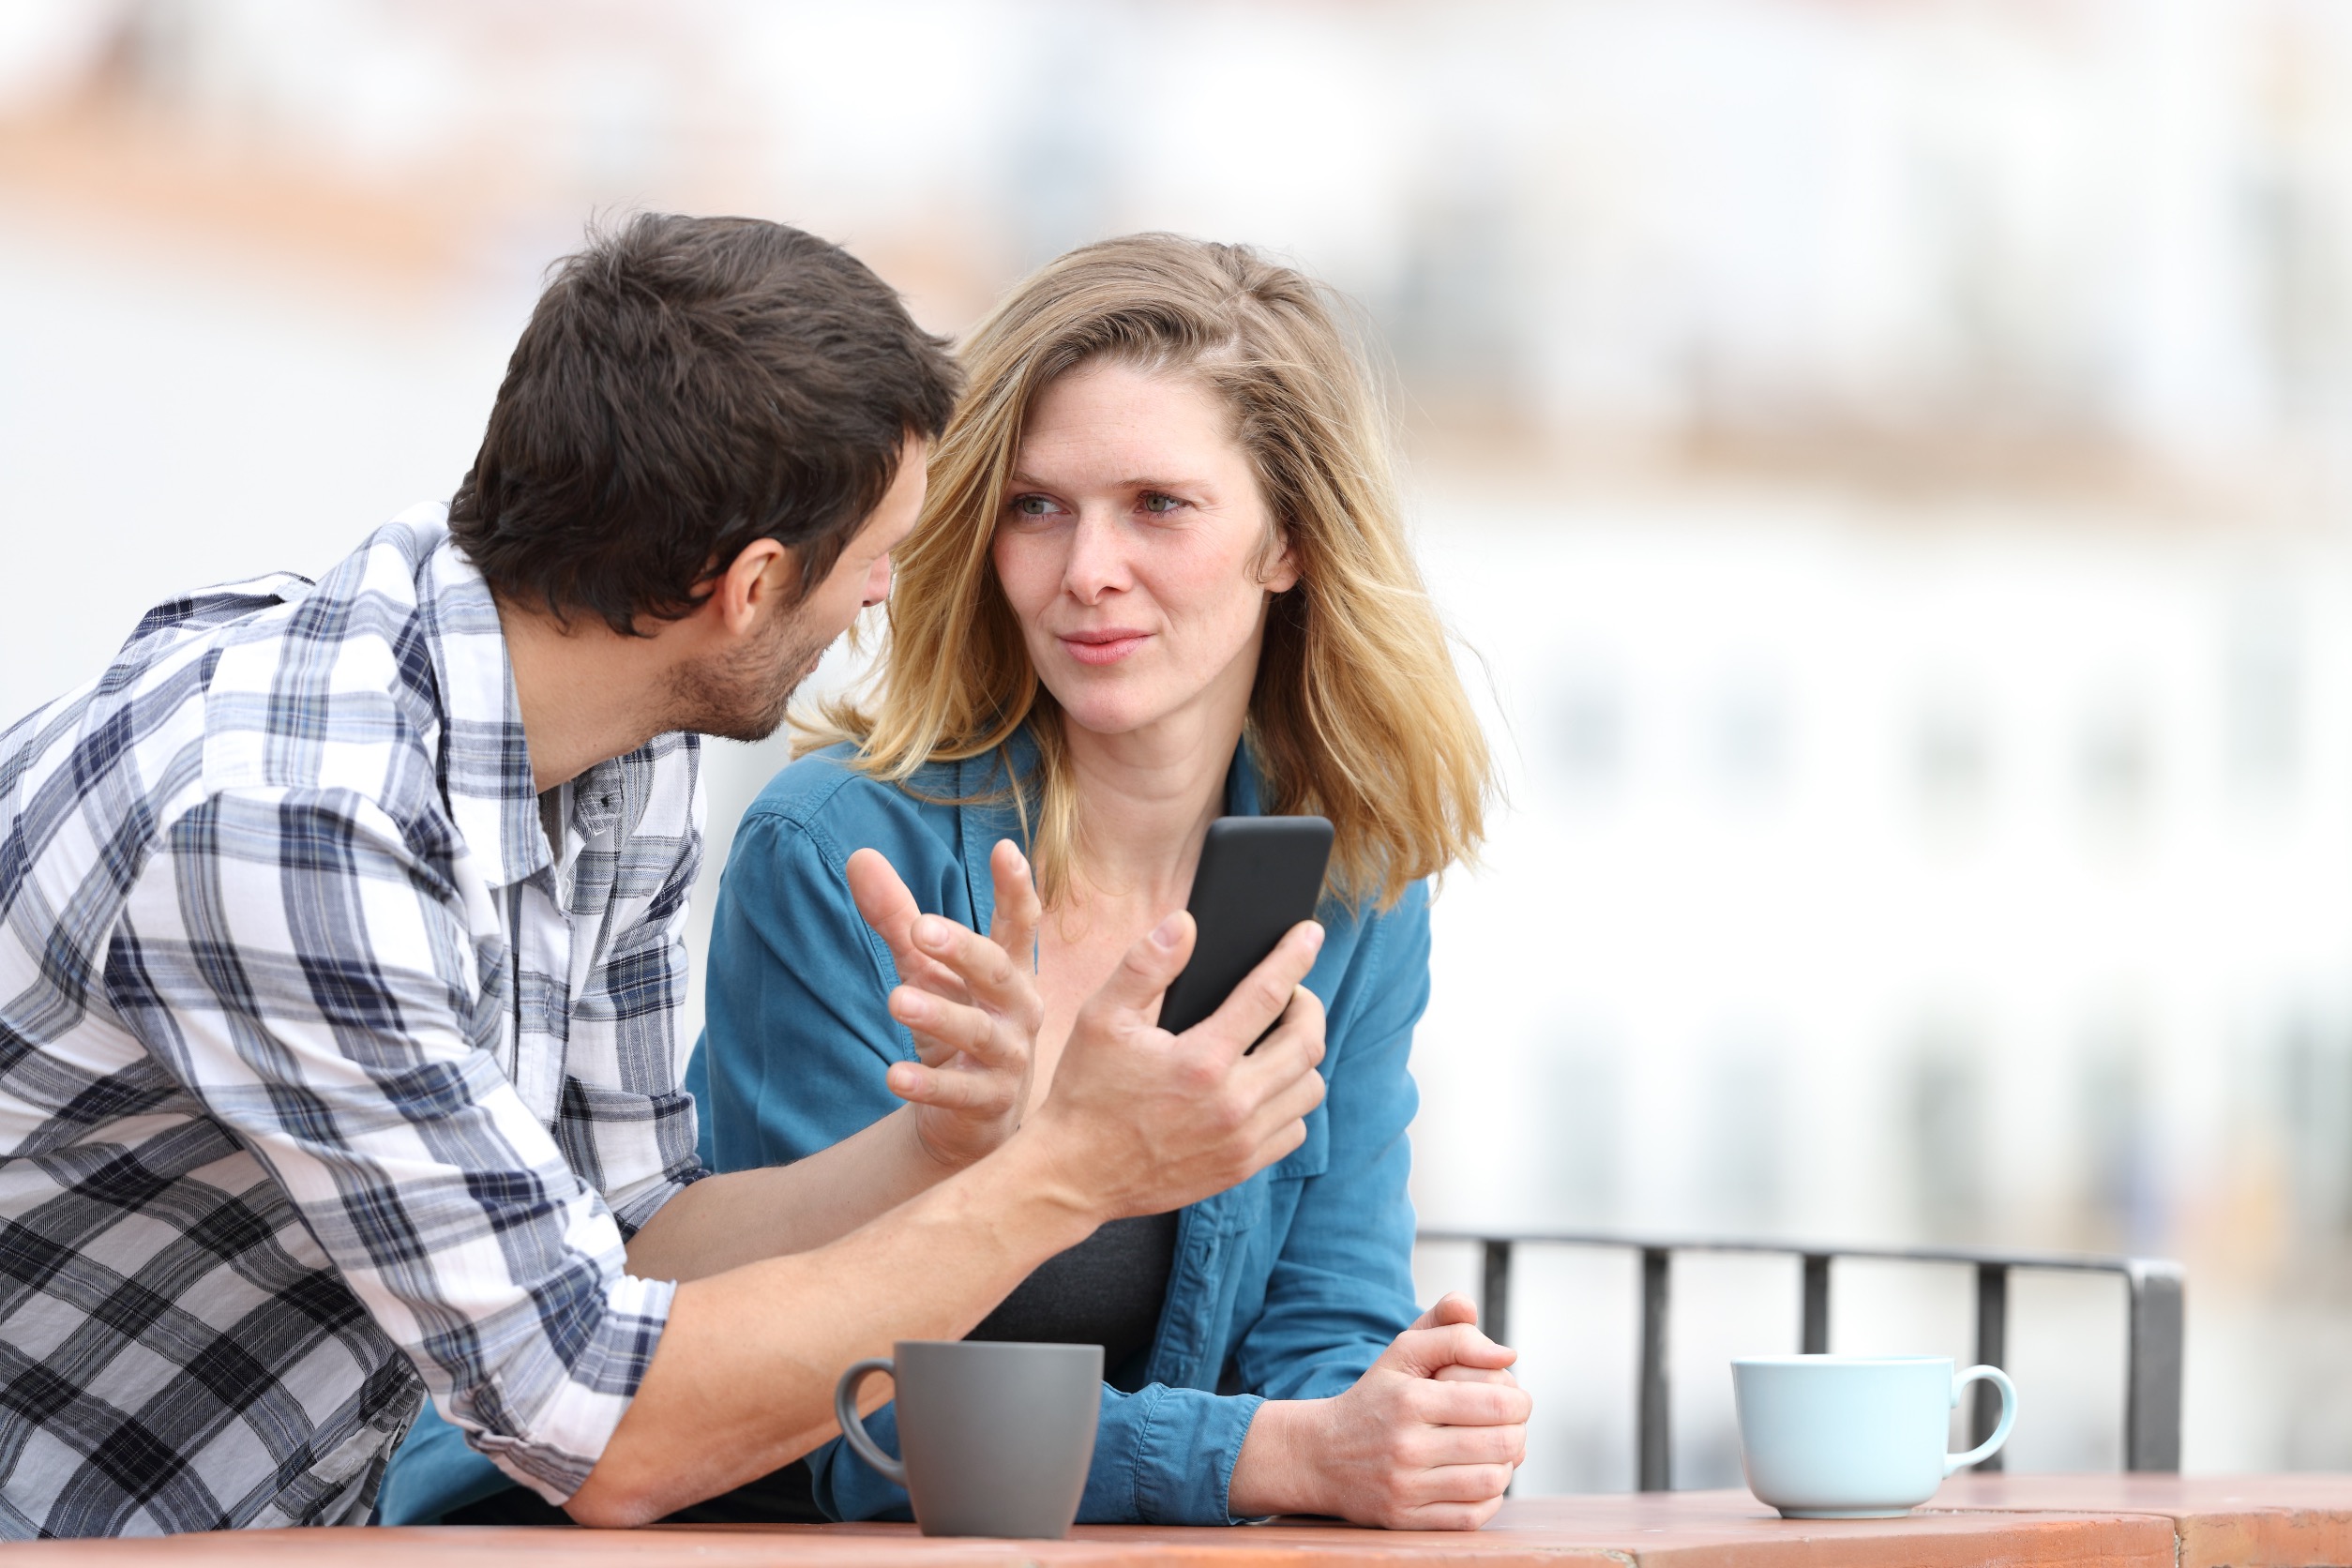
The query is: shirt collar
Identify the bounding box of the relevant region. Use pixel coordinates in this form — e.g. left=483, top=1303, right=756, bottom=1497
left=414, top=520, right=549, bottom=892
left=951, top=724, right=1263, bottom=933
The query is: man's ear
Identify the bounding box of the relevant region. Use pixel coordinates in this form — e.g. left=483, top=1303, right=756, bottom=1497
left=704, top=538, right=799, bottom=636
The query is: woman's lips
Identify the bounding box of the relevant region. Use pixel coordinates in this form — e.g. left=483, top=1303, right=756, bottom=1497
left=1058, top=630, right=1150, bottom=666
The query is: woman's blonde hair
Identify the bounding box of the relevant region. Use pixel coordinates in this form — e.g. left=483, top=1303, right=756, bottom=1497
left=803, top=234, right=1490, bottom=910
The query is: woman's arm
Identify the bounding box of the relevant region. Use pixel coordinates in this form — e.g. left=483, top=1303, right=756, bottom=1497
left=822, top=887, right=1483, bottom=1530
left=1233, top=890, right=1431, bottom=1396
left=1219, top=886, right=1531, bottom=1529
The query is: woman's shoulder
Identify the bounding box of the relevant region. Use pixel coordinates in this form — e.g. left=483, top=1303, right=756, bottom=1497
left=731, top=743, right=973, bottom=880
left=1312, top=875, right=1433, bottom=1019
left=740, top=743, right=954, bottom=828
left=1326, top=873, right=1431, bottom=945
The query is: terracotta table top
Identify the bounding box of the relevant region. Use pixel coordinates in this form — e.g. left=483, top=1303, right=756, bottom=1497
left=11, top=1476, right=2350, bottom=1566
left=1934, top=1471, right=2352, bottom=1568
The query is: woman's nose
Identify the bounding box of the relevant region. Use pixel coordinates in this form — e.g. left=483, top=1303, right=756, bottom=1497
left=1062, top=512, right=1130, bottom=602
left=862, top=554, right=893, bottom=609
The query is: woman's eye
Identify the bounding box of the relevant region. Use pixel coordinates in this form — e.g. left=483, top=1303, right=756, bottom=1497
left=1007, top=494, right=1061, bottom=520
left=1139, top=491, right=1184, bottom=516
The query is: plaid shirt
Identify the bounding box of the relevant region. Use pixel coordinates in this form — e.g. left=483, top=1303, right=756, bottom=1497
left=0, top=510, right=706, bottom=1537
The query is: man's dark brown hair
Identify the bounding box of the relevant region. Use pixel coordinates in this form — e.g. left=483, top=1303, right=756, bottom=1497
left=450, top=213, right=961, bottom=634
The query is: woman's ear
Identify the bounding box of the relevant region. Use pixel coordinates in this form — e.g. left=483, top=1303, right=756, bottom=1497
left=1259, top=528, right=1302, bottom=595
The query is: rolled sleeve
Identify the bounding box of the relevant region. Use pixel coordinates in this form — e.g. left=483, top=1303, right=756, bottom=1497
left=1121, top=1385, right=1265, bottom=1525
left=113, top=789, right=674, bottom=1502
left=468, top=1270, right=675, bottom=1500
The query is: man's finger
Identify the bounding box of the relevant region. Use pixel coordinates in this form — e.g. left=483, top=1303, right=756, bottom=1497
left=846, top=847, right=921, bottom=947
left=1229, top=988, right=1327, bottom=1096
left=885, top=1058, right=1014, bottom=1113
left=1432, top=1363, right=1519, bottom=1386
left=1191, top=921, right=1324, bottom=1056
left=1231, top=1045, right=1328, bottom=1153
left=907, top=912, right=1027, bottom=1014
left=1083, top=912, right=1196, bottom=1025
left=887, top=987, right=1010, bottom=1064
left=847, top=849, right=972, bottom=1002
left=1237, top=1114, right=1310, bottom=1177
left=986, top=839, right=1042, bottom=964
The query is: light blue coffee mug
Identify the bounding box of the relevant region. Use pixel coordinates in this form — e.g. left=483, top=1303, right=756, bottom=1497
left=1730, top=1354, right=2017, bottom=1518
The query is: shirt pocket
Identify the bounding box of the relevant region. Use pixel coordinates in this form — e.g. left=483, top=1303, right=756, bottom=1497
left=1268, top=1101, right=1329, bottom=1181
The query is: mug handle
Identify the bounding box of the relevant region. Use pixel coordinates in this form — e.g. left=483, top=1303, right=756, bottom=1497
left=1943, top=1364, right=2018, bottom=1475
left=834, top=1357, right=909, bottom=1485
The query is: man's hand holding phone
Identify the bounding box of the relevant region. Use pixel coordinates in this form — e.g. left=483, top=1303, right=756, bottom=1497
left=845, top=813, right=1331, bottom=1228
left=1023, top=909, right=1329, bottom=1223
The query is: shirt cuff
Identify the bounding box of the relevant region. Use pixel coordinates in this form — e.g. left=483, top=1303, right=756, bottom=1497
left=1128, top=1387, right=1265, bottom=1524
left=466, top=1268, right=676, bottom=1503
left=608, top=1162, right=707, bottom=1241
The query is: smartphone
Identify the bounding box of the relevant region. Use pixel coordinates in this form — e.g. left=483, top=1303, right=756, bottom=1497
left=1155, top=815, right=1334, bottom=1045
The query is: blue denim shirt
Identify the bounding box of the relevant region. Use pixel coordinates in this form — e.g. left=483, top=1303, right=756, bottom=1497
left=379, top=735, right=1425, bottom=1528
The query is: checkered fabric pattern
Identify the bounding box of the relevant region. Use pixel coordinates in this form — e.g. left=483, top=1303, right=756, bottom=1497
left=0, top=510, right=707, bottom=1537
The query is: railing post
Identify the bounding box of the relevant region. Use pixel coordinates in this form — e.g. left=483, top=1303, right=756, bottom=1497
left=1415, top=1230, right=2186, bottom=1487
left=1481, top=1240, right=1514, bottom=1351
left=1638, top=1247, right=1671, bottom=1492
left=1971, top=1262, right=2009, bottom=1468
left=2124, top=1259, right=2184, bottom=1472
left=1800, top=1254, right=1831, bottom=1354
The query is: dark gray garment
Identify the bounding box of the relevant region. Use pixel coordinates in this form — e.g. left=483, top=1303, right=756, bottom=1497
left=967, top=1212, right=1180, bottom=1383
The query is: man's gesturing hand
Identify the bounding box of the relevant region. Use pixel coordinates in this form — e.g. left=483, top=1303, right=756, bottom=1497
left=1229, top=1292, right=1531, bottom=1530
left=1025, top=911, right=1329, bottom=1223
left=847, top=839, right=1043, bottom=1170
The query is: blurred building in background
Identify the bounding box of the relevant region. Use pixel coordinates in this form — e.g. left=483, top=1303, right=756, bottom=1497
left=6, top=0, right=2352, bottom=1493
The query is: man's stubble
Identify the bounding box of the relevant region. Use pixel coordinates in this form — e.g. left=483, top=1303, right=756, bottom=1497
left=666, top=597, right=835, bottom=745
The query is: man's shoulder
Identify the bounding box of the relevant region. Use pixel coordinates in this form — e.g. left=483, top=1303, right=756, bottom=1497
left=3, top=515, right=463, bottom=851
left=0, top=514, right=470, bottom=1027
left=188, top=518, right=459, bottom=800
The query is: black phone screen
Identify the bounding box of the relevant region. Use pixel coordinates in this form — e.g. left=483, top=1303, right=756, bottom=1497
left=1155, top=815, right=1334, bottom=1041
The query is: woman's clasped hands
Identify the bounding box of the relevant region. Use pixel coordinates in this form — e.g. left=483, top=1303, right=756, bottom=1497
left=1229, top=1291, right=1531, bottom=1530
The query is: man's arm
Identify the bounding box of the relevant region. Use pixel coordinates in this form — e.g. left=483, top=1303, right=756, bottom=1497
left=566, top=910, right=1332, bottom=1526
left=114, top=791, right=682, bottom=1503
left=624, top=838, right=1044, bottom=1282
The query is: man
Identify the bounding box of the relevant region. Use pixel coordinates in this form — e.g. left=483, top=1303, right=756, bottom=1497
left=0, top=214, right=1332, bottom=1536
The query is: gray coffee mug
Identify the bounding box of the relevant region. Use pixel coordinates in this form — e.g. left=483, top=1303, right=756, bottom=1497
left=834, top=1340, right=1102, bottom=1538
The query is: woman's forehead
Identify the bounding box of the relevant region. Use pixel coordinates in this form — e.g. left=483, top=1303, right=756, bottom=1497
left=1018, top=362, right=1237, bottom=464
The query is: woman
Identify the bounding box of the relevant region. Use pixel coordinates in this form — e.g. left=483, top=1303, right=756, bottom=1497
left=384, top=234, right=1519, bottom=1530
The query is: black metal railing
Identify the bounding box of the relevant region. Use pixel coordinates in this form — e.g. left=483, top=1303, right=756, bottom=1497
left=1416, top=1229, right=2185, bottom=1491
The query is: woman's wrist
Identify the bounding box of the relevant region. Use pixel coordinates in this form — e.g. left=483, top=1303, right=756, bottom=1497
left=1227, top=1397, right=1330, bottom=1519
